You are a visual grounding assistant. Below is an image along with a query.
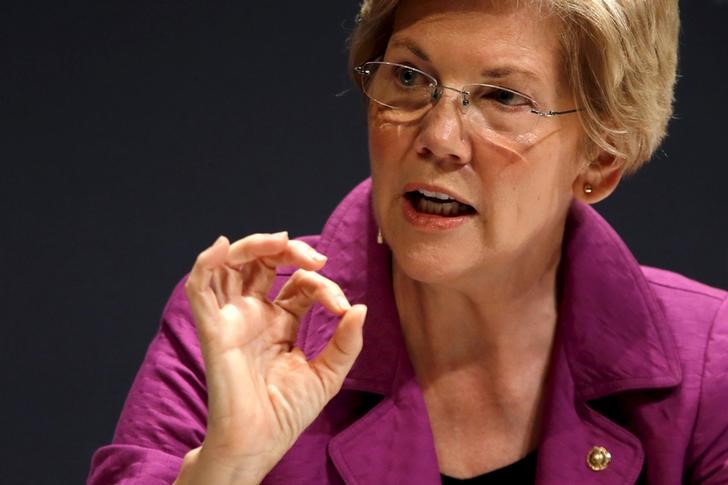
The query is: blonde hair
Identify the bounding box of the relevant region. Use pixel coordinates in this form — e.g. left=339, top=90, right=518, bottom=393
left=349, top=0, right=680, bottom=173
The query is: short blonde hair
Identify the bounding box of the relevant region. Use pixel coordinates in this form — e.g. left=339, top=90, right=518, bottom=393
left=349, top=0, right=680, bottom=173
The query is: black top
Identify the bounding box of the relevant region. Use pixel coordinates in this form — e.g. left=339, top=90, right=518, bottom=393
left=440, top=450, right=538, bottom=484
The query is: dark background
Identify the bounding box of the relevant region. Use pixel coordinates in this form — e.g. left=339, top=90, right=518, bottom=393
left=1, top=1, right=726, bottom=483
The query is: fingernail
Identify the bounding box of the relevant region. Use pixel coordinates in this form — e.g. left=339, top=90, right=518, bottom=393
left=272, top=231, right=288, bottom=239
left=214, top=235, right=226, bottom=245
left=311, top=251, right=327, bottom=263
left=336, top=295, right=351, bottom=311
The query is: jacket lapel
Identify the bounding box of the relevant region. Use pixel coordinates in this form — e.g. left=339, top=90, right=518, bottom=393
left=328, top=353, right=442, bottom=484
left=536, top=343, right=647, bottom=484
left=557, top=202, right=682, bottom=399
left=536, top=202, right=682, bottom=484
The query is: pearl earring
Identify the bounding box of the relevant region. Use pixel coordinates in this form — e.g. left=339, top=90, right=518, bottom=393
left=377, top=228, right=384, bottom=245
left=584, top=183, right=594, bottom=195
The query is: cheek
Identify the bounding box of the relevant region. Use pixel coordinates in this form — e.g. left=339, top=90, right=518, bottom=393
left=475, top=133, right=583, bottom=234
left=508, top=130, right=584, bottom=195
left=367, top=111, right=410, bottom=168
left=367, top=110, right=416, bottom=196
left=368, top=112, right=405, bottom=226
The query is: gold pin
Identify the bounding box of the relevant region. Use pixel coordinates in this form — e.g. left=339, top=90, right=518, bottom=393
left=587, top=446, right=611, bottom=471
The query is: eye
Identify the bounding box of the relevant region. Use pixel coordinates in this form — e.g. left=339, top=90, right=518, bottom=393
left=494, top=89, right=525, bottom=106
left=472, top=85, right=534, bottom=108
left=392, top=66, right=428, bottom=88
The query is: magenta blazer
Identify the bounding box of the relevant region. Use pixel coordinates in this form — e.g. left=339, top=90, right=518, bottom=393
left=89, top=179, right=728, bottom=484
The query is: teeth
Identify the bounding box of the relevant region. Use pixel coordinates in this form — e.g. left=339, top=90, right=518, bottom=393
left=415, top=197, right=467, bottom=216
left=418, top=189, right=453, bottom=201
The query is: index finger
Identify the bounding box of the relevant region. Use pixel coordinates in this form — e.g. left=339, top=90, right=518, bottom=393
left=185, top=236, right=230, bottom=332
left=225, top=231, right=291, bottom=267
left=228, top=235, right=327, bottom=272
left=239, top=239, right=329, bottom=298
left=186, top=235, right=230, bottom=295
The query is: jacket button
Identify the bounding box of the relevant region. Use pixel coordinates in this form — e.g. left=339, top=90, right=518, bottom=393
left=587, top=446, right=611, bottom=471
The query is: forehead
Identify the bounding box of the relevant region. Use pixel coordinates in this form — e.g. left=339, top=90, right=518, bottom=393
left=390, top=0, right=564, bottom=85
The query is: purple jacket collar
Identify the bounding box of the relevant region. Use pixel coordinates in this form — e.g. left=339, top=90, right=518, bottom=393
left=299, top=179, right=682, bottom=484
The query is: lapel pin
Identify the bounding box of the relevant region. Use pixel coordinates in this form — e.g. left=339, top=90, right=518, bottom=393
left=587, top=446, right=612, bottom=471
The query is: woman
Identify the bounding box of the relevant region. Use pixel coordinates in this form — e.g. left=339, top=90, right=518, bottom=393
left=89, top=0, right=728, bottom=483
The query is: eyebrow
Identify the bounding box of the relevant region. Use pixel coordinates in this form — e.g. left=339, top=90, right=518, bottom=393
left=480, top=66, right=541, bottom=84
left=390, top=39, right=431, bottom=62
left=389, top=38, right=543, bottom=84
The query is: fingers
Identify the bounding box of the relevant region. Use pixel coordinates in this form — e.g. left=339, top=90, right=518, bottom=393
left=274, top=270, right=351, bottom=321
left=262, top=239, right=328, bottom=271
left=185, top=233, right=331, bottom=338
left=229, top=235, right=328, bottom=298
left=227, top=234, right=326, bottom=270
left=185, top=236, right=231, bottom=335
left=226, top=231, right=291, bottom=266
left=211, top=265, right=242, bottom=307
left=188, top=232, right=327, bottom=299
left=274, top=269, right=366, bottom=401
left=311, top=304, right=367, bottom=399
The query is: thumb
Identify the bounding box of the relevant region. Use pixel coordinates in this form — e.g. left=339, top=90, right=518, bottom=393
left=311, top=304, right=367, bottom=399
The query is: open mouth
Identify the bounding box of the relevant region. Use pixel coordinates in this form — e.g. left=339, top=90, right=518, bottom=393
left=404, top=189, right=476, bottom=217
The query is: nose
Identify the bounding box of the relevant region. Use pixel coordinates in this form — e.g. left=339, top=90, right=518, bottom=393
left=414, top=89, right=472, bottom=167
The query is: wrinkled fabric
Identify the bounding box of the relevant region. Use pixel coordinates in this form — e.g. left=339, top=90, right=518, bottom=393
left=88, top=179, right=728, bottom=484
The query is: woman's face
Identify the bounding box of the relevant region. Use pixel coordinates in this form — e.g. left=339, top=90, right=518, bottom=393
left=369, top=0, right=590, bottom=287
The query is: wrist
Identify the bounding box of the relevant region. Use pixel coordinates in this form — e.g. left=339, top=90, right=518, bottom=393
left=175, top=446, right=270, bottom=485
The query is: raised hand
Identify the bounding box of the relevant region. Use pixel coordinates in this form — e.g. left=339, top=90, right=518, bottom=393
left=175, top=232, right=366, bottom=484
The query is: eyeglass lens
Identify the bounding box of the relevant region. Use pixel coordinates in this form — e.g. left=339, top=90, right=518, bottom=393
left=360, top=62, right=543, bottom=139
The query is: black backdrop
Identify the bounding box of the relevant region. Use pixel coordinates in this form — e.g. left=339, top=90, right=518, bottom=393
left=2, top=1, right=726, bottom=484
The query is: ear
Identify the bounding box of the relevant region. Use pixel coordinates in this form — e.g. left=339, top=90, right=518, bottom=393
left=572, top=149, right=624, bottom=204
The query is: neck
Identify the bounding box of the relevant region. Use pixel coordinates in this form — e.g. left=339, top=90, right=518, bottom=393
left=393, top=247, right=561, bottom=381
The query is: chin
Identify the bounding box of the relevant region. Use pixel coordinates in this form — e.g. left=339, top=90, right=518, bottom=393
left=389, top=237, right=479, bottom=286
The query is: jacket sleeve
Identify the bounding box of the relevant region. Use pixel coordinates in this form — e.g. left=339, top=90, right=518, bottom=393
left=687, top=294, right=728, bottom=484
left=87, top=277, right=207, bottom=485
left=87, top=235, right=322, bottom=484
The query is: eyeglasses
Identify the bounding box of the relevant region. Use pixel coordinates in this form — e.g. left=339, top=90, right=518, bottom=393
left=354, top=61, right=578, bottom=144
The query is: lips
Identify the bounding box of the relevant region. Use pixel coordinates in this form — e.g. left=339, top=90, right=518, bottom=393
left=403, top=186, right=476, bottom=217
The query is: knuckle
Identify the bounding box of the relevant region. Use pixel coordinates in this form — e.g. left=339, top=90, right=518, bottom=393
left=248, top=233, right=266, bottom=243
left=291, top=268, right=312, bottom=282
left=258, top=256, right=277, bottom=271
left=327, top=280, right=343, bottom=293
left=193, top=252, right=205, bottom=266
left=319, top=278, right=341, bottom=295
left=289, top=239, right=312, bottom=252
left=184, top=278, right=199, bottom=295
